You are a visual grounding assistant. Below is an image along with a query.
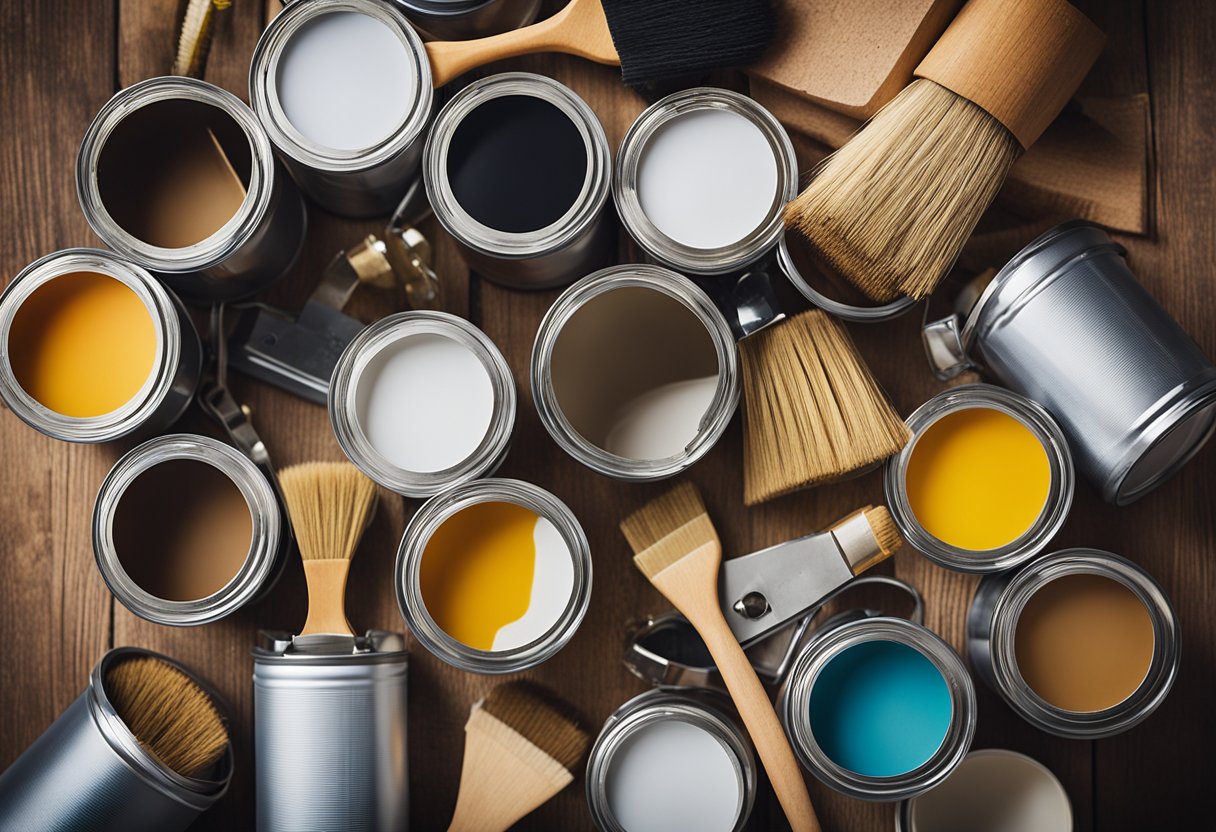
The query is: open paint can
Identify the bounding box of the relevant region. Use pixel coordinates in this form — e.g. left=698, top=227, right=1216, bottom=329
left=329, top=310, right=516, bottom=497
left=396, top=478, right=590, bottom=673
left=0, top=248, right=201, bottom=443
left=885, top=384, right=1074, bottom=573
left=0, top=647, right=232, bottom=832
left=923, top=221, right=1216, bottom=505
left=585, top=688, right=757, bottom=832
left=615, top=87, right=796, bottom=276
left=895, top=749, right=1073, bottom=832
left=253, top=630, right=408, bottom=832
left=779, top=616, right=976, bottom=801
left=424, top=72, right=613, bottom=289
left=77, top=77, right=305, bottom=302
left=251, top=0, right=434, bottom=217
left=531, top=265, right=739, bottom=480
left=390, top=0, right=540, bottom=39
left=93, top=434, right=288, bottom=626
left=967, top=549, right=1180, bottom=739
left=777, top=229, right=916, bottom=323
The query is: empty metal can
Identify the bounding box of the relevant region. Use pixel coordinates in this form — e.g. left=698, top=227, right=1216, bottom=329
left=0, top=647, right=232, bottom=832
left=253, top=630, right=409, bottom=832
left=924, top=221, right=1216, bottom=505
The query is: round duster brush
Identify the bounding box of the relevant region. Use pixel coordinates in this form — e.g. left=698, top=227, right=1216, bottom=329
left=784, top=0, right=1104, bottom=301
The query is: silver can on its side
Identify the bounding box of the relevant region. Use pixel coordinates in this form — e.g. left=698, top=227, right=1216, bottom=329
left=924, top=221, right=1216, bottom=505
left=251, top=0, right=434, bottom=218
left=0, top=648, right=232, bottom=832
left=77, top=77, right=305, bottom=302
left=253, top=631, right=409, bottom=832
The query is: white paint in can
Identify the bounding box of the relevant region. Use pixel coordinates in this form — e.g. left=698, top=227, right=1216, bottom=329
left=606, top=718, right=742, bottom=832
left=354, top=333, right=494, bottom=474
left=491, top=516, right=575, bottom=651
left=604, top=375, right=719, bottom=460
left=637, top=108, right=779, bottom=250
left=275, top=11, right=416, bottom=151
left=908, top=749, right=1072, bottom=832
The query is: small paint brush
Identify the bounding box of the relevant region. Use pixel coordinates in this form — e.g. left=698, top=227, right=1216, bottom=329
left=447, top=683, right=589, bottom=832
left=621, top=483, right=822, bottom=832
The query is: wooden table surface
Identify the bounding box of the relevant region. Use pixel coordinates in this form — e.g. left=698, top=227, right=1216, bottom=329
left=1, top=1, right=1211, bottom=829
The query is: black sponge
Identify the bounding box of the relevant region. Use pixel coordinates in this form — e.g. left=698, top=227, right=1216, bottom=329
left=601, top=0, right=776, bottom=87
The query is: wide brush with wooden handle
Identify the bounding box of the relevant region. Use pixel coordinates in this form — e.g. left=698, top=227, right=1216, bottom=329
left=621, top=483, right=822, bottom=832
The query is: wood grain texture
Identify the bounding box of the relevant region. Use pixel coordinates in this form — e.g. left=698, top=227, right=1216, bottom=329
left=0, top=1, right=1211, bottom=830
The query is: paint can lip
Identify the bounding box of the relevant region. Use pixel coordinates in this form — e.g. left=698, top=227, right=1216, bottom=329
left=0, top=248, right=191, bottom=443
left=92, top=433, right=285, bottom=626
left=90, top=646, right=234, bottom=808
left=424, top=71, right=611, bottom=261
left=977, top=549, right=1180, bottom=739
left=585, top=688, right=757, bottom=832
left=895, top=748, right=1073, bottom=832
left=530, top=264, right=741, bottom=481
left=777, top=616, right=977, bottom=802
left=329, top=310, right=516, bottom=497
left=776, top=232, right=917, bottom=323
left=614, top=86, right=798, bottom=276
left=76, top=77, right=277, bottom=275
left=395, top=477, right=592, bottom=674
left=250, top=0, right=434, bottom=173
left=883, top=383, right=1075, bottom=574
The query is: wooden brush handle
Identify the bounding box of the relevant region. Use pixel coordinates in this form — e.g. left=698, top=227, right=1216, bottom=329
left=424, top=0, right=620, bottom=87
left=300, top=559, right=354, bottom=637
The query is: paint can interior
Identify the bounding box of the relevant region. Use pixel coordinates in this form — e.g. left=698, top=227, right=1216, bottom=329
left=390, top=0, right=540, bottom=39
left=967, top=549, right=1180, bottom=739
left=93, top=434, right=287, bottom=626
left=424, top=72, right=613, bottom=289
left=585, top=688, right=757, bottom=832
left=779, top=616, right=976, bottom=801
left=396, top=478, right=591, bottom=673
left=330, top=310, right=516, bottom=497
left=614, top=87, right=796, bottom=276
left=885, top=384, right=1074, bottom=572
left=531, top=265, right=740, bottom=480
left=0, top=248, right=201, bottom=443
left=77, top=77, right=305, bottom=301
left=251, top=0, right=433, bottom=217
left=777, top=229, right=916, bottom=323
left=895, top=749, right=1072, bottom=832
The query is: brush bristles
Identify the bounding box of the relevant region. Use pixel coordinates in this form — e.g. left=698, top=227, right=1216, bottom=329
left=105, top=656, right=228, bottom=779
left=620, top=483, right=720, bottom=577
left=279, top=462, right=377, bottom=562
left=863, top=506, right=903, bottom=556
left=741, top=310, right=912, bottom=505
left=479, top=683, right=589, bottom=771
left=785, top=79, right=1021, bottom=301
left=602, top=0, right=776, bottom=86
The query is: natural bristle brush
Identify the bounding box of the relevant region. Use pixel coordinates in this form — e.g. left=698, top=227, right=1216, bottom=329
left=784, top=0, right=1104, bottom=301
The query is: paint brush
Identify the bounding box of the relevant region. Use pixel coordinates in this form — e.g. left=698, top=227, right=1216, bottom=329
left=621, top=483, right=822, bottom=832
left=784, top=0, right=1103, bottom=301
left=278, top=461, right=378, bottom=638
left=448, top=683, right=589, bottom=832
left=425, top=0, right=775, bottom=87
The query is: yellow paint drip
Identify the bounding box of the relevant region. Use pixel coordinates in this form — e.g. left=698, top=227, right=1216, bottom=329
left=420, top=501, right=539, bottom=651
left=8, top=272, right=157, bottom=418
left=905, top=407, right=1050, bottom=551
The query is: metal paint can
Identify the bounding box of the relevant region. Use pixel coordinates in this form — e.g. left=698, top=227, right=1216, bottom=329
left=923, top=221, right=1216, bottom=504
left=251, top=0, right=434, bottom=217
left=424, top=72, right=614, bottom=289
left=777, top=230, right=917, bottom=323
left=396, top=478, right=591, bottom=673
left=531, top=264, right=740, bottom=480
left=585, top=688, right=758, bottom=832
left=614, top=87, right=797, bottom=277
left=92, top=433, right=289, bottom=626
left=0, top=248, right=202, bottom=443
left=329, top=310, right=516, bottom=497
left=967, top=549, right=1180, bottom=739
left=253, top=630, right=409, bottom=832
left=0, top=647, right=232, bottom=832
left=884, top=384, right=1075, bottom=573
left=391, top=0, right=540, bottom=39
left=778, top=616, right=976, bottom=801
left=77, top=77, right=305, bottom=302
